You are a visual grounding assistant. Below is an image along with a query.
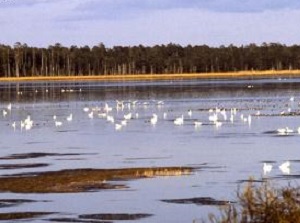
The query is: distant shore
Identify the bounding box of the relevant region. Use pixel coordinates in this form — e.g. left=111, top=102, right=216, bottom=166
left=1, top=70, right=300, bottom=82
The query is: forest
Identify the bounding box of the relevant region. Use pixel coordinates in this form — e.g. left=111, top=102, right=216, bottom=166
left=0, top=42, right=300, bottom=77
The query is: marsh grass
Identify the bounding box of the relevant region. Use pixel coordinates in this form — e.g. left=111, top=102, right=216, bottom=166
left=1, top=70, right=300, bottom=82
left=209, top=179, right=300, bottom=223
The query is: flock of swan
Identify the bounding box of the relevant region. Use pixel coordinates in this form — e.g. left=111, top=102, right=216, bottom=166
left=1, top=95, right=300, bottom=136
left=263, top=161, right=291, bottom=175
left=1, top=100, right=255, bottom=132
left=1, top=94, right=299, bottom=177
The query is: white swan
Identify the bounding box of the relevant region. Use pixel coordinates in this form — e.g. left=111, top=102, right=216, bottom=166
left=194, top=121, right=202, bottom=127
left=2, top=110, right=7, bottom=117
left=67, top=114, right=73, bottom=122
left=209, top=113, right=218, bottom=122
left=115, top=123, right=122, bottom=131
left=279, top=161, right=290, bottom=175
left=263, top=163, right=272, bottom=175
left=277, top=127, right=293, bottom=135
left=7, top=103, right=12, bottom=111
left=150, top=114, right=158, bottom=125
left=124, top=113, right=132, bottom=120
left=55, top=121, right=63, bottom=127
left=174, top=115, right=184, bottom=125
left=107, top=115, right=114, bottom=123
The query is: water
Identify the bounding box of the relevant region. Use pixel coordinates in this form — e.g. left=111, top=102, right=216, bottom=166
left=1, top=78, right=300, bottom=222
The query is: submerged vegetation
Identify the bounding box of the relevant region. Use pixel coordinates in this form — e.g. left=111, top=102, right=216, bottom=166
left=210, top=179, right=300, bottom=223
left=1, top=42, right=300, bottom=78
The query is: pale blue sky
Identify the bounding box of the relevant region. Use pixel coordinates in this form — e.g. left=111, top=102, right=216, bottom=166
left=1, top=0, right=300, bottom=47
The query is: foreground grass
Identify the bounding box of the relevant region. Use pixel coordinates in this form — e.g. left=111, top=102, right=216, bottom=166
left=210, top=179, right=300, bottom=223
left=1, top=70, right=300, bottom=82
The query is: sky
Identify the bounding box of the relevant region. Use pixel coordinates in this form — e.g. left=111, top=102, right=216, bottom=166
left=1, top=0, right=300, bottom=47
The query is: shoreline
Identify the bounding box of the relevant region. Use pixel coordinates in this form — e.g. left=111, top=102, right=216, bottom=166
left=0, top=70, right=300, bottom=82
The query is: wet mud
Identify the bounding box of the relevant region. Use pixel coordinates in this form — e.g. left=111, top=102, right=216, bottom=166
left=161, top=197, right=232, bottom=206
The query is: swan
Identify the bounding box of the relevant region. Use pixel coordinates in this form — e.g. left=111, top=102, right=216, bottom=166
left=277, top=127, right=293, bottom=134
left=88, top=111, right=94, bottom=119
left=279, top=161, right=290, bottom=175
left=263, top=163, right=272, bottom=175
left=220, top=109, right=227, bottom=120
left=194, top=121, right=202, bottom=127
left=67, top=114, right=72, bottom=122
left=163, top=112, right=167, bottom=119
left=107, top=115, right=114, bottom=123
left=11, top=121, right=16, bottom=131
left=7, top=103, right=12, bottom=111
left=174, top=115, right=184, bottom=125
left=2, top=110, right=7, bottom=117
left=115, top=123, right=122, bottom=131
left=209, top=113, right=218, bottom=122
left=150, top=114, right=158, bottom=125
left=230, top=114, right=234, bottom=123
left=124, top=113, right=132, bottom=120
left=55, top=121, right=63, bottom=127
left=214, top=121, right=222, bottom=127
left=104, top=103, right=113, bottom=112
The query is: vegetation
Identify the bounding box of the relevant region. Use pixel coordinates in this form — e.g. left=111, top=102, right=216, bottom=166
left=210, top=180, right=300, bottom=223
left=0, top=166, right=193, bottom=193
left=1, top=42, right=300, bottom=78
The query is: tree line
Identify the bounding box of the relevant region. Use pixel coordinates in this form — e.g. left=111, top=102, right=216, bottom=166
left=0, top=42, right=300, bottom=77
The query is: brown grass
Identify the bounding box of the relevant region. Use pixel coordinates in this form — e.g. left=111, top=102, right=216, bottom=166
left=0, top=166, right=193, bottom=193
left=1, top=70, right=300, bottom=82
left=209, top=179, right=300, bottom=223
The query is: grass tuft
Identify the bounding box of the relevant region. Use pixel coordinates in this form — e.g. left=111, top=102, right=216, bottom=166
left=210, top=179, right=300, bottom=223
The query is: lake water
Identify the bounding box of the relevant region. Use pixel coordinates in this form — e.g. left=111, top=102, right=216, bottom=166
left=0, top=77, right=300, bottom=222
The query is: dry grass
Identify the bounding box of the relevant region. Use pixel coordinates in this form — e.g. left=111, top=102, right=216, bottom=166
left=0, top=166, right=193, bottom=193
left=209, top=179, right=300, bottom=223
left=1, top=70, right=300, bottom=82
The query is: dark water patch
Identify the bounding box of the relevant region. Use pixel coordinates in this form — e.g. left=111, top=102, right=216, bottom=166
left=56, top=130, right=78, bottom=133
left=237, top=179, right=265, bottom=183
left=260, top=160, right=277, bottom=164
left=0, top=163, right=49, bottom=170
left=161, top=197, right=232, bottom=206
left=0, top=212, right=54, bottom=220
left=25, top=141, right=50, bottom=145
left=263, top=130, right=296, bottom=137
left=273, top=134, right=295, bottom=137
left=0, top=199, right=38, bottom=208
left=0, top=152, right=96, bottom=160
left=79, top=213, right=153, bottom=221
left=273, top=175, right=300, bottom=180
left=125, top=156, right=172, bottom=161
left=259, top=112, right=300, bottom=117
left=48, top=218, right=112, bottom=223
left=290, top=160, right=300, bottom=163
left=0, top=166, right=194, bottom=193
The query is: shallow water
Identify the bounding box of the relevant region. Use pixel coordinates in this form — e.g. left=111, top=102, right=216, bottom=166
left=1, top=78, right=300, bottom=222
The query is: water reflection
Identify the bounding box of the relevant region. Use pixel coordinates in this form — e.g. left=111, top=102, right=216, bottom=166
left=1, top=78, right=300, bottom=103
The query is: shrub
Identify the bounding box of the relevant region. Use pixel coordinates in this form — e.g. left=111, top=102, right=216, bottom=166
left=209, top=179, right=300, bottom=223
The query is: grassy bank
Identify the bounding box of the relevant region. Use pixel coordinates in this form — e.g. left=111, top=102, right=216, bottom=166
left=0, top=70, right=300, bottom=82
